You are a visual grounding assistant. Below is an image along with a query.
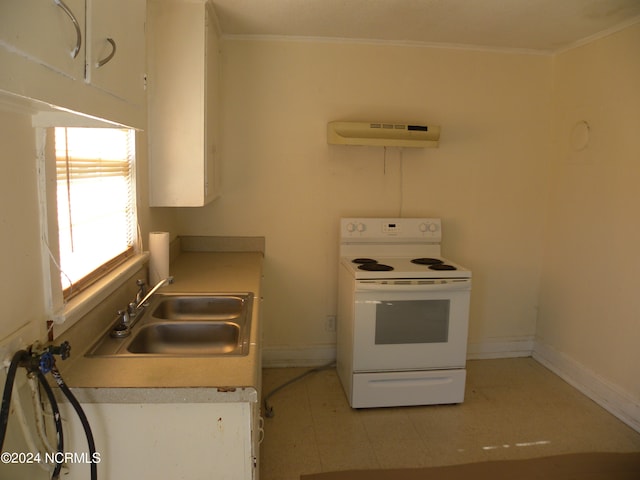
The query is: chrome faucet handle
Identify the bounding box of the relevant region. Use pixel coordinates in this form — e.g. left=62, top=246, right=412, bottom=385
left=127, top=302, right=138, bottom=317
left=135, top=276, right=174, bottom=311
left=135, top=279, right=147, bottom=304
left=116, top=309, right=130, bottom=326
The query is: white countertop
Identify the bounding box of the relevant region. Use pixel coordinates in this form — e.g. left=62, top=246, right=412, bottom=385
left=60, top=251, right=263, bottom=400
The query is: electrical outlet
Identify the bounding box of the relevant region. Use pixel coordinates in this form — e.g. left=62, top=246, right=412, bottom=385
left=325, top=315, right=336, bottom=332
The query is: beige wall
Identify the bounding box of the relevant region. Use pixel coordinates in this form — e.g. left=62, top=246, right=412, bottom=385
left=0, top=109, right=52, bottom=478
left=538, top=24, right=640, bottom=400
left=0, top=109, right=46, bottom=346
left=174, top=39, right=552, bottom=362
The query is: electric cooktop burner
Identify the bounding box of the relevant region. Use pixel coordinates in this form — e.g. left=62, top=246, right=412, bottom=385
left=411, top=258, right=443, bottom=265
left=351, top=257, right=458, bottom=272
left=411, top=257, right=457, bottom=270
left=358, top=263, right=394, bottom=271
left=428, top=263, right=457, bottom=271
left=352, top=258, right=394, bottom=271
left=352, top=258, right=378, bottom=264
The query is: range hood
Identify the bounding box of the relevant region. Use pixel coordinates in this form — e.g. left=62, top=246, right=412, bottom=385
left=327, top=121, right=440, bottom=148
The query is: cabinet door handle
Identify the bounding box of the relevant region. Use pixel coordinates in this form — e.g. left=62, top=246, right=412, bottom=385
left=96, top=38, right=116, bottom=67
left=54, top=0, right=82, bottom=59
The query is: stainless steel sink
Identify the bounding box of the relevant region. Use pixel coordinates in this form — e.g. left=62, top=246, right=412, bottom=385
left=151, top=295, right=246, bottom=320
left=127, top=322, right=241, bottom=355
left=87, top=293, right=253, bottom=357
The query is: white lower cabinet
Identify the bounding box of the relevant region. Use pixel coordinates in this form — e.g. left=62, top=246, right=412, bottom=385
left=59, top=400, right=257, bottom=479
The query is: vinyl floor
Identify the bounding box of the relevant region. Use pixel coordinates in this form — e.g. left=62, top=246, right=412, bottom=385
left=260, top=358, right=640, bottom=480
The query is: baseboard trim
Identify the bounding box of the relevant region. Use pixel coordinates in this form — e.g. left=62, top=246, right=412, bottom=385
left=263, top=337, right=536, bottom=368
left=263, top=345, right=336, bottom=368
left=467, top=336, right=535, bottom=359
left=533, top=341, right=640, bottom=433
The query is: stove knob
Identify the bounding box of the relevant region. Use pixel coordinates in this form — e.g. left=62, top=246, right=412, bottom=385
left=420, top=222, right=439, bottom=233
left=346, top=222, right=356, bottom=233
left=356, top=222, right=366, bottom=233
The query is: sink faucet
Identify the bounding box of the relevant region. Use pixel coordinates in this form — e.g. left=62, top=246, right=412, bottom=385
left=111, top=276, right=174, bottom=337
left=135, top=279, right=147, bottom=305
left=135, top=276, right=174, bottom=311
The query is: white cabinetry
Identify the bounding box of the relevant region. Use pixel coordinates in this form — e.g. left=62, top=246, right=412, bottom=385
left=60, top=400, right=257, bottom=479
left=148, top=0, right=221, bottom=207
left=0, top=0, right=85, bottom=80
left=0, top=0, right=146, bottom=128
left=86, top=0, right=146, bottom=105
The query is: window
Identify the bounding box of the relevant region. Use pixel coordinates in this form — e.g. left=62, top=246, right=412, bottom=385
left=53, top=127, right=137, bottom=299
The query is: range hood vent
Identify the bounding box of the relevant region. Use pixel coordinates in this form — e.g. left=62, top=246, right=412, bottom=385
left=327, top=121, right=440, bottom=148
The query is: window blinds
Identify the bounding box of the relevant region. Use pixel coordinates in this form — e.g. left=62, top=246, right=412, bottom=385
left=54, top=127, right=136, bottom=297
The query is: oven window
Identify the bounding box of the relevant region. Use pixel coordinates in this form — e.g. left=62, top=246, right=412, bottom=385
left=375, top=300, right=450, bottom=344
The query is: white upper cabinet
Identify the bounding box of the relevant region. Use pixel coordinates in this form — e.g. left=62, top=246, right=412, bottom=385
left=86, top=0, right=146, bottom=105
left=0, top=0, right=85, bottom=80
left=0, top=0, right=146, bottom=128
left=147, top=0, right=221, bottom=207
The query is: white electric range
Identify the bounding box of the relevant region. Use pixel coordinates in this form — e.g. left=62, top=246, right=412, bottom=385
left=336, top=217, right=472, bottom=408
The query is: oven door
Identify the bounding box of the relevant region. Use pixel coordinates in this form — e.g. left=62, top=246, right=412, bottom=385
left=352, top=279, right=471, bottom=372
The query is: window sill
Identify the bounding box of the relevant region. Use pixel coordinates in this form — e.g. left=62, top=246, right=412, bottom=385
left=51, top=252, right=149, bottom=338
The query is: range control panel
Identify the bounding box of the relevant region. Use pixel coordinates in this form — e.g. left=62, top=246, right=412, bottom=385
left=341, top=218, right=442, bottom=243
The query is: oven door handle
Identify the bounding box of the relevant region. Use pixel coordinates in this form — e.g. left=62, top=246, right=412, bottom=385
left=355, top=279, right=471, bottom=292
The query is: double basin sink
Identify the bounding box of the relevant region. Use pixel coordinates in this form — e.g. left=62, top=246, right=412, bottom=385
left=87, top=293, right=254, bottom=357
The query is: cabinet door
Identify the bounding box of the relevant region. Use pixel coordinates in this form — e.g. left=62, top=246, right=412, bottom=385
left=148, top=0, right=207, bottom=206
left=86, top=0, right=146, bottom=105
left=148, top=0, right=222, bottom=207
left=0, top=0, right=85, bottom=79
left=59, top=402, right=254, bottom=479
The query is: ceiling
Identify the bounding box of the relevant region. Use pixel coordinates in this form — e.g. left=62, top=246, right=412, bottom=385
left=210, top=0, right=640, bottom=53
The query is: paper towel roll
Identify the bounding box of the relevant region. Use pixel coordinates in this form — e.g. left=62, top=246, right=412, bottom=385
left=149, top=231, right=170, bottom=285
